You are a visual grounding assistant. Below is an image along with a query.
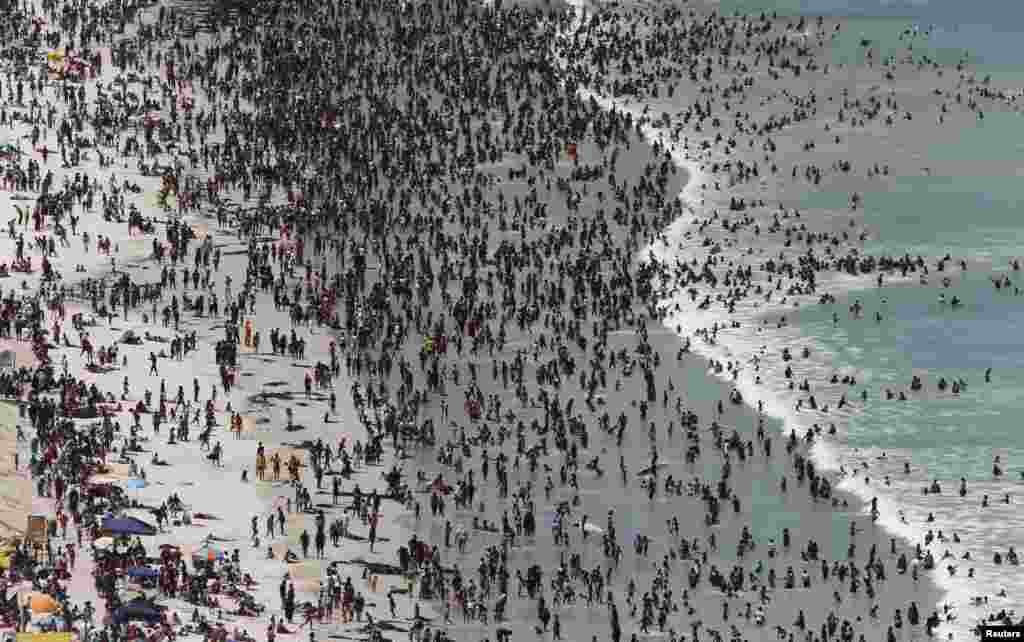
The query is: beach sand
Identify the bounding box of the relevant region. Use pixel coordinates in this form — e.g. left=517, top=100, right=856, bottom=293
left=0, top=402, right=31, bottom=538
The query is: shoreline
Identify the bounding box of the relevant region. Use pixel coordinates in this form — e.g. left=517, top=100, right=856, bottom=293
left=606, top=87, right=953, bottom=635
left=563, top=2, right=1024, bottom=635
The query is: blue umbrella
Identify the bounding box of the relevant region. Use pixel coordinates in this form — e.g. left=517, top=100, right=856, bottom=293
left=125, top=478, right=147, bottom=489
left=34, top=614, right=63, bottom=627
left=126, top=566, right=160, bottom=578
left=102, top=516, right=157, bottom=536
left=113, top=603, right=161, bottom=625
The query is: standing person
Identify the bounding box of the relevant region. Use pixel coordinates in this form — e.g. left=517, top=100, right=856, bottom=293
left=149, top=352, right=158, bottom=375
left=368, top=514, right=378, bottom=552
left=285, top=582, right=296, bottom=623
left=315, top=528, right=325, bottom=559
left=353, top=593, right=365, bottom=622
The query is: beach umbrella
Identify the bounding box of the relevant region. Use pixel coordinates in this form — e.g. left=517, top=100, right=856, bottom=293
left=124, top=478, right=147, bottom=504
left=118, top=589, right=147, bottom=603
left=126, top=566, right=160, bottom=578
left=101, top=516, right=157, bottom=536
left=94, top=536, right=115, bottom=549
left=33, top=614, right=63, bottom=627
left=24, top=592, right=59, bottom=613
left=192, top=544, right=224, bottom=563
left=113, top=602, right=161, bottom=625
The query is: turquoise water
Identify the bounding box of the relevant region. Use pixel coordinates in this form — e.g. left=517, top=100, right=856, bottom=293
left=787, top=278, right=1024, bottom=478
left=703, top=0, right=1024, bottom=477
left=695, top=0, right=1024, bottom=630
left=713, top=0, right=1024, bottom=69
left=799, top=155, right=1024, bottom=262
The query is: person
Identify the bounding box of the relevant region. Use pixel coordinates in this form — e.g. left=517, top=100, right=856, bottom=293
left=300, top=530, right=310, bottom=558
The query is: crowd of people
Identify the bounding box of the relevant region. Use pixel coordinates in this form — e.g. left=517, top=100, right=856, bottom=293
left=0, top=0, right=1020, bottom=641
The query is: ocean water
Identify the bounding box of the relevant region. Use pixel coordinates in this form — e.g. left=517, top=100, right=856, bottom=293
left=648, top=0, right=1024, bottom=634
left=713, top=0, right=1024, bottom=69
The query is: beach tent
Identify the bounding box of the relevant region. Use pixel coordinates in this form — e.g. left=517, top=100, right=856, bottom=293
left=101, top=515, right=157, bottom=536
